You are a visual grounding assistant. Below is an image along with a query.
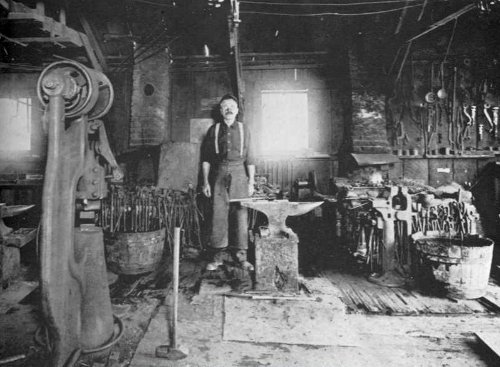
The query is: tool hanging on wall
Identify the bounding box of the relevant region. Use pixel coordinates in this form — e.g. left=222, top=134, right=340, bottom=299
left=389, top=90, right=411, bottom=149
left=437, top=62, right=448, bottom=100
left=477, top=0, right=500, bottom=13
left=463, top=105, right=473, bottom=141
left=483, top=103, right=494, bottom=134
left=395, top=119, right=410, bottom=149
left=493, top=107, right=499, bottom=138
left=424, top=102, right=438, bottom=156
left=456, top=99, right=465, bottom=154
left=480, top=79, right=500, bottom=139
left=449, top=66, right=458, bottom=151
left=473, top=104, right=484, bottom=143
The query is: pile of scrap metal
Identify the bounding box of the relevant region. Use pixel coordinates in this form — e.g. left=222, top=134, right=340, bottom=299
left=252, top=175, right=283, bottom=200
left=336, top=180, right=480, bottom=280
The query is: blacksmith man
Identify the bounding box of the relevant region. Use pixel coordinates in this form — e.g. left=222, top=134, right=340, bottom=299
left=201, top=94, right=256, bottom=270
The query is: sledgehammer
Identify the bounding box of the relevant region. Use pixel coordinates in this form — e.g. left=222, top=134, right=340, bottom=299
left=155, top=226, right=188, bottom=360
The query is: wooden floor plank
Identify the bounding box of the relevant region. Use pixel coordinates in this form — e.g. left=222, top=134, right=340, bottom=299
left=401, top=288, right=432, bottom=314
left=342, top=287, right=365, bottom=312
left=354, top=288, right=380, bottom=313
left=379, top=287, right=410, bottom=314
left=320, top=269, right=498, bottom=316
left=388, top=289, right=418, bottom=315
left=330, top=272, right=364, bottom=312
left=363, top=289, right=389, bottom=313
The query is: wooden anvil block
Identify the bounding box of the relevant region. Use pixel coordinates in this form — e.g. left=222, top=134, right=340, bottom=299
left=254, top=234, right=299, bottom=293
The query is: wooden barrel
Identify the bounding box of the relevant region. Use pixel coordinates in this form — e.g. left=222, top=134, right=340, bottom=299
left=413, top=231, right=494, bottom=299
left=104, top=228, right=166, bottom=275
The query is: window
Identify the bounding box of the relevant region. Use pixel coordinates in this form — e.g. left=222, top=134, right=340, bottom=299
left=0, top=98, right=32, bottom=151
left=260, top=90, right=308, bottom=154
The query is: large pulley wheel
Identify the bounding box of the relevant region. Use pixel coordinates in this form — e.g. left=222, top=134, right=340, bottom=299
left=37, top=61, right=114, bottom=120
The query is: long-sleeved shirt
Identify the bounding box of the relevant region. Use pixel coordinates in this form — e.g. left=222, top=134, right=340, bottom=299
left=201, top=121, right=256, bottom=166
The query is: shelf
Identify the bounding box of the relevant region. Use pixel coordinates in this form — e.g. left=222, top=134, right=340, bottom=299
left=397, top=154, right=498, bottom=159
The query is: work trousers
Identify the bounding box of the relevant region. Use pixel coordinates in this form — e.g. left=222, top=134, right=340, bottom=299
left=210, top=162, right=248, bottom=250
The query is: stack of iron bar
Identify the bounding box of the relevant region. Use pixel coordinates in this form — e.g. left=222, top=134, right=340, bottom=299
left=100, top=185, right=203, bottom=250
left=100, top=185, right=164, bottom=233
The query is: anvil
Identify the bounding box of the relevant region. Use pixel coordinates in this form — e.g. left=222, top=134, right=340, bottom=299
left=0, top=203, right=35, bottom=287
left=0, top=204, right=34, bottom=237
left=0, top=204, right=35, bottom=218
left=239, top=199, right=323, bottom=238
left=239, top=199, right=323, bottom=292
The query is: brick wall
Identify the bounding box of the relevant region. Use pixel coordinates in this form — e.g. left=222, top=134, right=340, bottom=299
left=129, top=50, right=170, bottom=146
left=348, top=48, right=391, bottom=154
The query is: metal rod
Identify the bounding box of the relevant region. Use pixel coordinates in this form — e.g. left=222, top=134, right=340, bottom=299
left=0, top=354, right=26, bottom=365
left=171, top=226, right=181, bottom=349
left=406, top=4, right=474, bottom=43
left=0, top=32, right=28, bottom=46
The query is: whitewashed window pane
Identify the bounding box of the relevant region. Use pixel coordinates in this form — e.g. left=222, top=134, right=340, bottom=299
left=261, top=91, right=308, bottom=154
left=0, top=98, right=32, bottom=151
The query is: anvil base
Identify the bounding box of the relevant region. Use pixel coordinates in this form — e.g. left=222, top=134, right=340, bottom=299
left=254, top=235, right=299, bottom=293
left=0, top=244, right=20, bottom=287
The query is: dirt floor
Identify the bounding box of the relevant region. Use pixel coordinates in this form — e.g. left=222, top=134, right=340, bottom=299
left=127, top=259, right=500, bottom=367
left=2, top=233, right=500, bottom=366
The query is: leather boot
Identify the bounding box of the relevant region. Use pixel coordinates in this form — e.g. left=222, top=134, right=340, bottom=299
left=206, top=248, right=230, bottom=271
left=232, top=249, right=254, bottom=272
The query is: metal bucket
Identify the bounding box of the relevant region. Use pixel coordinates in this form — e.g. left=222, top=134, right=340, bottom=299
left=413, top=231, right=494, bottom=299
left=104, top=228, right=166, bottom=275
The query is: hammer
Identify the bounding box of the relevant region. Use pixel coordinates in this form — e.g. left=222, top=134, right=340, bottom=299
left=155, top=227, right=188, bottom=360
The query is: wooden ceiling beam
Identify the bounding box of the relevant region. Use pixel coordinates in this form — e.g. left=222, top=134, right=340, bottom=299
left=1, top=0, right=107, bottom=71
left=5, top=12, right=84, bottom=47
left=78, top=15, right=107, bottom=71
